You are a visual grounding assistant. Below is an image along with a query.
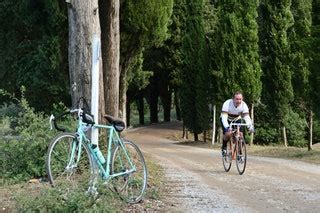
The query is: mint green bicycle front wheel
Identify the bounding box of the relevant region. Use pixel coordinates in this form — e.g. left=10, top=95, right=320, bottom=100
left=46, top=133, right=93, bottom=190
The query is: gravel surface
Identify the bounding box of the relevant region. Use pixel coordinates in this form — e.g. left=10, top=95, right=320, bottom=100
left=126, top=121, right=320, bottom=212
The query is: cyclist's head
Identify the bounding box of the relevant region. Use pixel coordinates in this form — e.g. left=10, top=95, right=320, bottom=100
left=233, top=91, right=243, bottom=107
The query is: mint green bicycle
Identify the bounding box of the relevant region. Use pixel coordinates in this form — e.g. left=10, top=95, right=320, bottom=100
left=46, top=108, right=147, bottom=203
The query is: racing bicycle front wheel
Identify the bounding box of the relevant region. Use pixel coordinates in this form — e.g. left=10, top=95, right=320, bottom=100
left=110, top=139, right=147, bottom=203
left=236, top=138, right=247, bottom=175
left=46, top=133, right=93, bottom=190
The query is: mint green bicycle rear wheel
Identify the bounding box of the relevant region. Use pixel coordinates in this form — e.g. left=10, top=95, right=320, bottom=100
left=46, top=133, right=93, bottom=190
left=111, top=139, right=147, bottom=203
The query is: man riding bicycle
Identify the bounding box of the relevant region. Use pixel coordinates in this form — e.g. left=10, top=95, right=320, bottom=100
left=220, top=91, right=254, bottom=156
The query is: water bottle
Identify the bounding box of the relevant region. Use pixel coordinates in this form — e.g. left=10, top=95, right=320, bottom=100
left=92, top=145, right=106, bottom=164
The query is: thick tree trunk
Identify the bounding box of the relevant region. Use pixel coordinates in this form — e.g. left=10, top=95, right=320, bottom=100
left=99, top=0, right=120, bottom=117
left=194, top=133, right=198, bottom=141
left=149, top=80, right=159, bottom=123
left=174, top=89, right=182, bottom=121
left=182, top=122, right=189, bottom=139
left=160, top=89, right=172, bottom=122
left=126, top=100, right=131, bottom=127
left=136, top=95, right=145, bottom=125
left=68, top=0, right=104, bottom=118
left=308, top=110, right=313, bottom=151
left=119, top=66, right=127, bottom=124
left=150, top=93, right=158, bottom=123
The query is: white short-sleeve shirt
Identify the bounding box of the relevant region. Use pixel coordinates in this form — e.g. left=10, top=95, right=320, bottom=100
left=221, top=99, right=249, bottom=120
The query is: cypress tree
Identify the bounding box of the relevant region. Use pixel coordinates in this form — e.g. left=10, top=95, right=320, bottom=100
left=309, top=0, right=320, bottom=118
left=286, top=0, right=312, bottom=147
left=289, top=0, right=312, bottom=108
left=180, top=0, right=210, bottom=140
left=259, top=0, right=294, bottom=144
left=213, top=0, right=262, bottom=105
left=306, top=0, right=320, bottom=149
left=0, top=0, right=69, bottom=112
left=119, top=0, right=173, bottom=122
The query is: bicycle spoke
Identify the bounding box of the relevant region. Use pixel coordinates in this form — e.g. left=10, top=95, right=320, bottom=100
left=46, top=133, right=93, bottom=190
left=222, top=140, right=232, bottom=172
left=236, top=140, right=247, bottom=175
left=111, top=140, right=147, bottom=203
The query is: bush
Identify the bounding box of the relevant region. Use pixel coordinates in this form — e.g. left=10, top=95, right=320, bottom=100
left=284, top=109, right=307, bottom=147
left=312, top=120, right=320, bottom=144
left=254, top=104, right=307, bottom=146
left=254, top=124, right=279, bottom=145
left=1, top=90, right=57, bottom=184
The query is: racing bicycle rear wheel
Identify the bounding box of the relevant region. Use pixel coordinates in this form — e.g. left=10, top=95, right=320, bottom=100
left=110, top=139, right=147, bottom=203
left=222, top=140, right=232, bottom=172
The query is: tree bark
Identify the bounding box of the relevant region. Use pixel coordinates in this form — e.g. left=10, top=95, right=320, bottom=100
left=68, top=0, right=104, bottom=119
left=283, top=126, right=288, bottom=147
left=99, top=0, right=120, bottom=117
left=126, top=100, right=131, bottom=127
left=160, top=88, right=172, bottom=122
left=194, top=133, right=198, bottom=141
left=148, top=80, right=159, bottom=123
left=119, top=66, right=127, bottom=124
left=182, top=122, right=189, bottom=139
left=136, top=94, right=145, bottom=125
left=150, top=93, right=159, bottom=123
left=174, top=89, right=182, bottom=121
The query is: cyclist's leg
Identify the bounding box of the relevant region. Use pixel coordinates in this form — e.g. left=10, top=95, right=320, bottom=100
left=220, top=118, right=231, bottom=153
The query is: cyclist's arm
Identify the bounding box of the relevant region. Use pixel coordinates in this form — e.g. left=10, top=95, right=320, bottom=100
left=221, top=100, right=231, bottom=129
left=242, top=102, right=253, bottom=128
left=243, top=113, right=253, bottom=128
left=221, top=112, right=229, bottom=129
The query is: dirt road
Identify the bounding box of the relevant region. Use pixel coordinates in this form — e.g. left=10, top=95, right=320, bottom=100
left=126, top=121, right=320, bottom=212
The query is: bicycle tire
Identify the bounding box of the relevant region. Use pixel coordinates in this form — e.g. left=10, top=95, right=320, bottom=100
left=110, top=139, right=148, bottom=203
left=222, top=140, right=232, bottom=172
left=236, top=138, right=247, bottom=175
left=46, top=133, right=93, bottom=189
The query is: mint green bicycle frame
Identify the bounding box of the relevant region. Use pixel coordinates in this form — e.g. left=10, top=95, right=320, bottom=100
left=69, top=117, right=136, bottom=181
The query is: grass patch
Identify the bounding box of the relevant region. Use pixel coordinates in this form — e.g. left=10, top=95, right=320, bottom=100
left=1, top=154, right=167, bottom=211
left=144, top=154, right=166, bottom=201
left=247, top=144, right=320, bottom=164
left=175, top=136, right=320, bottom=165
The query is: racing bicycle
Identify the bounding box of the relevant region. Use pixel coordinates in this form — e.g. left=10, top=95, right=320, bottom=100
left=222, top=117, right=249, bottom=175
left=46, top=108, right=147, bottom=203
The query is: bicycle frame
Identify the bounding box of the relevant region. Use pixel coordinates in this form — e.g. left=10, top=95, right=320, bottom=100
left=229, top=118, right=248, bottom=160
left=69, top=114, right=136, bottom=181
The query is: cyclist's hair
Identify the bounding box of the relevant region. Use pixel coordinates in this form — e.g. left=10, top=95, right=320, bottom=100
left=233, top=91, right=243, bottom=98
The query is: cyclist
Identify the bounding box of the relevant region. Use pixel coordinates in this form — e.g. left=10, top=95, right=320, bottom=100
left=220, top=91, right=254, bottom=156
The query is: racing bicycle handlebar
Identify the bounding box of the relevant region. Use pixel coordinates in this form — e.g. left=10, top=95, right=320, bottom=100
left=50, top=108, right=95, bottom=132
